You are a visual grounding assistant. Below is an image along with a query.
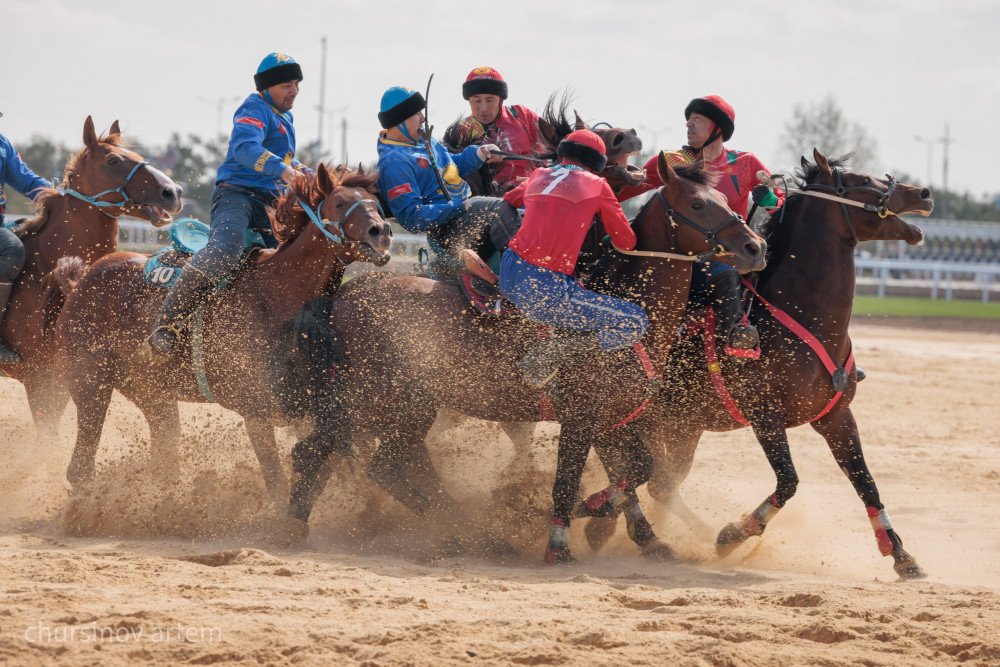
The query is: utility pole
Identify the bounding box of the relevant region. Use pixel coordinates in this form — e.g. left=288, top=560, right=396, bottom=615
left=914, top=134, right=934, bottom=186
left=341, top=116, right=348, bottom=166
left=317, top=37, right=327, bottom=160
left=199, top=96, right=240, bottom=138
left=940, top=124, right=951, bottom=219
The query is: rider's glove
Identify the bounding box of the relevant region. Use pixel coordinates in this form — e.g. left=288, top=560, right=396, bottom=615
left=477, top=144, right=501, bottom=162
left=752, top=183, right=778, bottom=208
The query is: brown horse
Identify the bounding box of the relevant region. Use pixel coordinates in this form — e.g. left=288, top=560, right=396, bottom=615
left=587, top=149, right=932, bottom=579
left=4, top=116, right=182, bottom=440
left=51, top=164, right=392, bottom=508
left=287, top=152, right=767, bottom=563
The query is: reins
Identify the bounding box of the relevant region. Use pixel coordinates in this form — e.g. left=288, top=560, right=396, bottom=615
left=799, top=168, right=899, bottom=245
left=297, top=195, right=385, bottom=253
left=61, top=161, right=151, bottom=219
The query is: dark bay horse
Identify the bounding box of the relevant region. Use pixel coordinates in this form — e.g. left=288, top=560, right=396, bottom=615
left=4, top=116, right=182, bottom=440
left=288, top=152, right=767, bottom=563
left=590, top=149, right=932, bottom=579
left=51, top=164, right=392, bottom=509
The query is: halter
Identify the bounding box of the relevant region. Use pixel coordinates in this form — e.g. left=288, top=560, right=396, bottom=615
left=297, top=195, right=385, bottom=252
left=799, top=167, right=899, bottom=245
left=62, top=161, right=151, bottom=219
left=614, top=187, right=746, bottom=262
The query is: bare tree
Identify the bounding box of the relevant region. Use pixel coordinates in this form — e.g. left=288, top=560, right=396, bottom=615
left=779, top=96, right=878, bottom=173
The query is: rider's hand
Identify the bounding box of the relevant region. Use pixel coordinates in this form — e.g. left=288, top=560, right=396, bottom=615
left=751, top=183, right=771, bottom=205
left=281, top=166, right=298, bottom=186
left=477, top=144, right=503, bottom=164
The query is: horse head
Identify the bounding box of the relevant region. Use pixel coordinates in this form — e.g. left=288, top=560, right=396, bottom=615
left=278, top=163, right=393, bottom=267
left=651, top=151, right=767, bottom=273
left=68, top=116, right=183, bottom=226
left=798, top=148, right=931, bottom=246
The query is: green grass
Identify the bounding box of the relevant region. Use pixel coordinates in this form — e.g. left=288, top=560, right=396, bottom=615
left=853, top=295, right=1000, bottom=319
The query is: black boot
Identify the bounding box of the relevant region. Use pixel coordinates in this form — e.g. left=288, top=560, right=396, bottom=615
left=708, top=271, right=759, bottom=353
left=518, top=332, right=601, bottom=388
left=0, top=282, right=22, bottom=364
left=856, top=367, right=867, bottom=382
left=140, top=266, right=215, bottom=359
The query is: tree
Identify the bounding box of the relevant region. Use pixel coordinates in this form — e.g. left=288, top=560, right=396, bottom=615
left=778, top=96, right=878, bottom=174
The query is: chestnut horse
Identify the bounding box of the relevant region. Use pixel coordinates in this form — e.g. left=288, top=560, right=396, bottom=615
left=586, top=150, right=931, bottom=579
left=51, top=164, right=392, bottom=508
left=288, top=152, right=767, bottom=563
left=4, top=116, right=182, bottom=440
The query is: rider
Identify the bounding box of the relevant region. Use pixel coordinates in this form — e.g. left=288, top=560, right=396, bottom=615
left=618, top=95, right=784, bottom=356
left=143, top=52, right=310, bottom=358
left=0, top=117, right=54, bottom=364
left=498, top=129, right=647, bottom=388
left=453, top=66, right=541, bottom=192
left=376, top=85, right=519, bottom=277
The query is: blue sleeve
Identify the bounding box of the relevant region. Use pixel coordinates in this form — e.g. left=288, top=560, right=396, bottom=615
left=454, top=144, right=484, bottom=178
left=229, top=99, right=286, bottom=180
left=2, top=137, right=52, bottom=200
left=378, top=157, right=463, bottom=232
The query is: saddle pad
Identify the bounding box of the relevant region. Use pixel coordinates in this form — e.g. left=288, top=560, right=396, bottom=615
left=459, top=273, right=518, bottom=318
left=169, top=217, right=266, bottom=254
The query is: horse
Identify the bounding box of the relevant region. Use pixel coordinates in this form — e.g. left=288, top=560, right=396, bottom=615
left=287, top=151, right=767, bottom=563
left=585, top=149, right=932, bottom=579
left=4, top=116, right=182, bottom=442
left=50, top=164, right=393, bottom=510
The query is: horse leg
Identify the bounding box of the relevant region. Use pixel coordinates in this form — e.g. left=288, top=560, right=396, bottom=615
left=583, top=429, right=678, bottom=561
left=244, top=417, right=290, bottom=513
left=139, top=398, right=182, bottom=480
left=22, top=372, right=71, bottom=449
left=812, top=408, right=926, bottom=580
left=716, top=414, right=798, bottom=556
left=642, top=421, right=715, bottom=540
left=288, top=409, right=354, bottom=522
left=64, top=365, right=115, bottom=489
left=546, top=421, right=596, bottom=564
left=500, top=421, right=540, bottom=475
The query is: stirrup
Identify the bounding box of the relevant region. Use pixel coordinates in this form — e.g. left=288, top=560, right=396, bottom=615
left=141, top=321, right=187, bottom=358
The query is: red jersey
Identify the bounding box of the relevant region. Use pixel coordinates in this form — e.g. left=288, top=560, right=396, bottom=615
left=504, top=165, right=636, bottom=275
left=617, top=147, right=785, bottom=216
left=457, top=104, right=540, bottom=190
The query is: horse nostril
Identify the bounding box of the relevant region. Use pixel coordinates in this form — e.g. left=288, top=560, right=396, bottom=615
left=920, top=188, right=931, bottom=199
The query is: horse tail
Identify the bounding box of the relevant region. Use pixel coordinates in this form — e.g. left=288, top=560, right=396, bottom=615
left=41, top=256, right=89, bottom=335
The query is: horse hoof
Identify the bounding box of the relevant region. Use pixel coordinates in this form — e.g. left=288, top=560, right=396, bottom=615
left=584, top=516, right=617, bottom=553
left=716, top=522, right=748, bottom=557
left=893, top=556, right=927, bottom=580
left=544, top=547, right=576, bottom=565
left=641, top=538, right=679, bottom=563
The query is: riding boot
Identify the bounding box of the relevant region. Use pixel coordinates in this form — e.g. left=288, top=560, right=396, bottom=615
left=141, top=266, right=216, bottom=358
left=518, top=332, right=601, bottom=389
left=856, top=367, right=867, bottom=382
left=0, top=282, right=22, bottom=364
left=708, top=271, right=759, bottom=353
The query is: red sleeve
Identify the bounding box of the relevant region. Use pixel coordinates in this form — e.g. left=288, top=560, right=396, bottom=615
left=503, top=178, right=529, bottom=208
left=616, top=154, right=663, bottom=203
left=744, top=154, right=786, bottom=207
left=599, top=180, right=636, bottom=251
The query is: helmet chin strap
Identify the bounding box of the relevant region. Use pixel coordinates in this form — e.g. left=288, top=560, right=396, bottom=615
left=397, top=122, right=416, bottom=142
left=691, top=124, right=724, bottom=155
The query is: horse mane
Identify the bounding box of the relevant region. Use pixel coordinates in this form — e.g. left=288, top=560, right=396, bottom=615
left=539, top=91, right=575, bottom=153
left=16, top=131, right=130, bottom=238
left=754, top=153, right=854, bottom=283
left=270, top=166, right=380, bottom=244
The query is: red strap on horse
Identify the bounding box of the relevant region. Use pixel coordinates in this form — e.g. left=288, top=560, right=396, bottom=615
left=691, top=308, right=750, bottom=426
left=741, top=279, right=854, bottom=421
left=610, top=342, right=662, bottom=429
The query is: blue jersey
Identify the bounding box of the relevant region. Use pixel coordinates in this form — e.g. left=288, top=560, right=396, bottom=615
left=376, top=132, right=482, bottom=232
left=0, top=134, right=52, bottom=213
left=215, top=93, right=304, bottom=194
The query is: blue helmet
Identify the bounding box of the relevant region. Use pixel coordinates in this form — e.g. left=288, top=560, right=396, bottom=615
left=254, top=53, right=303, bottom=91
left=378, top=86, right=426, bottom=130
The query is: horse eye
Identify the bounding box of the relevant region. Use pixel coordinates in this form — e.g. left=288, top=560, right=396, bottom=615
left=107, top=156, right=120, bottom=165
left=863, top=177, right=871, bottom=184
left=335, top=201, right=345, bottom=208
left=692, top=201, right=703, bottom=210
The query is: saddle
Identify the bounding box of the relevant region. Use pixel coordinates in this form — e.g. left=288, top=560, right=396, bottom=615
left=142, top=217, right=266, bottom=289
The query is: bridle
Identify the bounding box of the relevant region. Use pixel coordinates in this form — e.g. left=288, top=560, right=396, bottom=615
left=799, top=167, right=899, bottom=245
left=62, top=160, right=151, bottom=219
left=614, top=187, right=747, bottom=262
left=297, top=194, right=386, bottom=262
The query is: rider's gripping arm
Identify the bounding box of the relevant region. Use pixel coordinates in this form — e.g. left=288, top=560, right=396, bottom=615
left=745, top=154, right=785, bottom=209
left=229, top=100, right=289, bottom=181
left=501, top=178, right=530, bottom=208
left=599, top=179, right=637, bottom=251
left=615, top=154, right=661, bottom=203
left=1, top=136, right=53, bottom=200
left=454, top=144, right=487, bottom=179
left=378, top=160, right=463, bottom=233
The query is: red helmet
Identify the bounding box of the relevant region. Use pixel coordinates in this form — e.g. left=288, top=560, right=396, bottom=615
left=684, top=95, right=735, bottom=141
left=557, top=129, right=607, bottom=172
left=462, top=66, right=508, bottom=100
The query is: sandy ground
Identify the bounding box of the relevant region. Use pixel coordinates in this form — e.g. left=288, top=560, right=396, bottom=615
left=1, top=322, right=999, bottom=666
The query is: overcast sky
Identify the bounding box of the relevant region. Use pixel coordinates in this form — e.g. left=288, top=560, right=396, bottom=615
left=5, top=0, right=999, bottom=197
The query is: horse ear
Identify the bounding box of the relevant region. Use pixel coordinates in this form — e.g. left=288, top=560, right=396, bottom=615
left=573, top=111, right=587, bottom=131
left=356, top=163, right=365, bottom=176
left=83, top=116, right=98, bottom=148
left=109, top=120, right=121, bottom=137
left=813, top=148, right=832, bottom=176
left=316, top=162, right=333, bottom=192
left=656, top=150, right=677, bottom=185
left=800, top=155, right=809, bottom=170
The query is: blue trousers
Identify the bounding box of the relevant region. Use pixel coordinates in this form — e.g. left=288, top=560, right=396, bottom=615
left=187, top=184, right=278, bottom=282
left=0, top=225, right=26, bottom=283
left=689, top=258, right=737, bottom=308
left=499, top=249, right=648, bottom=352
